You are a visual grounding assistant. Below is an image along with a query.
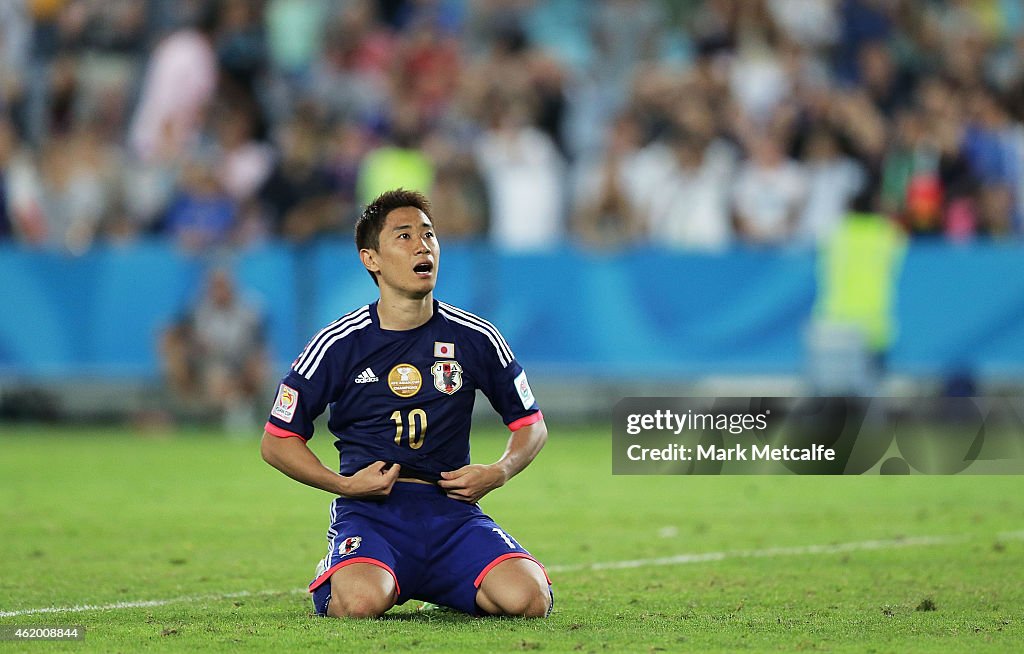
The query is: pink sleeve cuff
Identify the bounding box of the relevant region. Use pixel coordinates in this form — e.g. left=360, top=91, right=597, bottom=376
left=507, top=410, right=543, bottom=432
left=264, top=421, right=309, bottom=440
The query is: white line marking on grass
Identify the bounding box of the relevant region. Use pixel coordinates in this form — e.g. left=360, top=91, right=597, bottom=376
left=546, top=534, right=966, bottom=573
left=3, top=531, right=1022, bottom=617
left=0, top=589, right=306, bottom=618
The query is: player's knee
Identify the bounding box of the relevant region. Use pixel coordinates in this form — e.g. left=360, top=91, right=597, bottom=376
left=526, top=585, right=553, bottom=618
left=477, top=558, right=552, bottom=618
left=493, top=583, right=551, bottom=618
left=325, top=563, right=397, bottom=618
left=327, top=589, right=391, bottom=619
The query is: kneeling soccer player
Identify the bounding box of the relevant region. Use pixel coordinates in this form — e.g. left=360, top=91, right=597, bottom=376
left=260, top=189, right=552, bottom=618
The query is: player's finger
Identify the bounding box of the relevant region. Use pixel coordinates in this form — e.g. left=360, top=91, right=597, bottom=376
left=437, top=476, right=469, bottom=490
left=383, top=463, right=401, bottom=480
left=369, top=460, right=388, bottom=473
left=445, top=491, right=473, bottom=502
left=441, top=466, right=469, bottom=479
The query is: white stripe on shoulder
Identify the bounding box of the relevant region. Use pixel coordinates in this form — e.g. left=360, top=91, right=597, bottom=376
left=438, top=302, right=514, bottom=362
left=438, top=306, right=511, bottom=368
left=294, top=305, right=370, bottom=376
left=301, top=318, right=373, bottom=379
left=293, top=305, right=369, bottom=372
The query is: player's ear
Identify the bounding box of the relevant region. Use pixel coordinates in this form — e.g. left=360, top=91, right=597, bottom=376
left=359, top=248, right=381, bottom=276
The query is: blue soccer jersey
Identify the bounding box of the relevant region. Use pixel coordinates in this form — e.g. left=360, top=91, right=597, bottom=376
left=264, top=300, right=542, bottom=481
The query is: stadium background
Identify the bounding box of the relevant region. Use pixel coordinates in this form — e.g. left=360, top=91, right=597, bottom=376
left=2, top=0, right=1024, bottom=424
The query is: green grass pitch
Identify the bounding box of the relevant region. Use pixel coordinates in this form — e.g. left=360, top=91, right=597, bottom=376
left=1, top=423, right=1022, bottom=652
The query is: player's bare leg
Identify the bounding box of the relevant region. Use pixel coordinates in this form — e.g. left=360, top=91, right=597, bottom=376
left=326, top=563, right=398, bottom=618
left=475, top=558, right=551, bottom=618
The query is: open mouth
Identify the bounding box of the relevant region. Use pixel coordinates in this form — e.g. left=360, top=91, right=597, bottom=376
left=413, top=261, right=433, bottom=277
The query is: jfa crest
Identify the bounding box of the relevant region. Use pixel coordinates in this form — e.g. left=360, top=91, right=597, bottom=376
left=431, top=360, right=463, bottom=395
left=338, top=536, right=362, bottom=557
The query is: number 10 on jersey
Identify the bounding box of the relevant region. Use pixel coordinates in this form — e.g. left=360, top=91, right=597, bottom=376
left=391, top=409, right=427, bottom=449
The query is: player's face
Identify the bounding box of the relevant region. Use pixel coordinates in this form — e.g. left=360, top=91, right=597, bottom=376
left=363, top=207, right=440, bottom=298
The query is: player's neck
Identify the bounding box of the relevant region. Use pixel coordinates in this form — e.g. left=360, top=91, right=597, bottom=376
left=376, top=291, right=434, bottom=331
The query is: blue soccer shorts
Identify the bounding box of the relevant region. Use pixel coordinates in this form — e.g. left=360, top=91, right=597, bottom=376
left=309, top=481, right=550, bottom=616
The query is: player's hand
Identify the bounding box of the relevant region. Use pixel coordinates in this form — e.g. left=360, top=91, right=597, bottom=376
left=339, top=461, right=401, bottom=498
left=438, top=464, right=506, bottom=503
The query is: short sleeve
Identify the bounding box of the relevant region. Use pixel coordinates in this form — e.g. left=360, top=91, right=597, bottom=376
left=474, top=339, right=542, bottom=431
left=264, top=361, right=338, bottom=441
left=265, top=307, right=370, bottom=440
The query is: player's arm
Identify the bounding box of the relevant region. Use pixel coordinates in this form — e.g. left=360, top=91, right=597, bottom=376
left=260, top=431, right=401, bottom=499
left=438, top=417, right=548, bottom=503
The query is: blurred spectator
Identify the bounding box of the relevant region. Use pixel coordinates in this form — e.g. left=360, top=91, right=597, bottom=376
left=0, top=0, right=31, bottom=121
left=823, top=88, right=888, bottom=165
left=0, top=117, right=46, bottom=243
left=61, top=0, right=146, bottom=136
left=881, top=78, right=977, bottom=237
left=36, top=122, right=121, bottom=253
left=962, top=88, right=1022, bottom=227
left=732, top=132, right=807, bottom=244
left=211, top=104, right=273, bottom=204
left=529, top=51, right=571, bottom=157
left=798, top=126, right=866, bottom=244
left=429, top=160, right=487, bottom=241
left=392, top=8, right=461, bottom=123
left=20, top=0, right=70, bottom=146
left=42, top=53, right=79, bottom=138
left=625, top=65, right=683, bottom=148
left=767, top=0, right=840, bottom=49
left=634, top=125, right=736, bottom=251
left=880, top=109, right=927, bottom=220
left=129, top=2, right=219, bottom=163
left=308, top=3, right=392, bottom=125
left=160, top=267, right=267, bottom=430
left=119, top=142, right=181, bottom=239
left=258, top=113, right=342, bottom=241
left=571, top=111, right=646, bottom=247
left=475, top=97, right=565, bottom=251
left=835, top=0, right=894, bottom=84
left=264, top=0, right=328, bottom=77
left=422, top=130, right=487, bottom=240
left=587, top=0, right=668, bottom=113
left=215, top=0, right=268, bottom=113
left=688, top=0, right=742, bottom=56
left=322, top=119, right=371, bottom=228
left=810, top=183, right=905, bottom=394
left=162, top=156, right=237, bottom=251
left=729, top=35, right=791, bottom=126
left=855, top=40, right=915, bottom=115
left=975, top=182, right=1015, bottom=238
left=356, top=106, right=434, bottom=206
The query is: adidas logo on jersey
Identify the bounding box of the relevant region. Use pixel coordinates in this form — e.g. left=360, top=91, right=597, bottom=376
left=354, top=368, right=379, bottom=384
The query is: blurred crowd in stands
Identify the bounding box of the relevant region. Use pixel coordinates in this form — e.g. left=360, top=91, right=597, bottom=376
left=1, top=0, right=1024, bottom=255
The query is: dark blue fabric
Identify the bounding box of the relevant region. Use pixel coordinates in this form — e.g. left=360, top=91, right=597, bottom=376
left=309, top=482, right=544, bottom=616
left=267, top=300, right=539, bottom=479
